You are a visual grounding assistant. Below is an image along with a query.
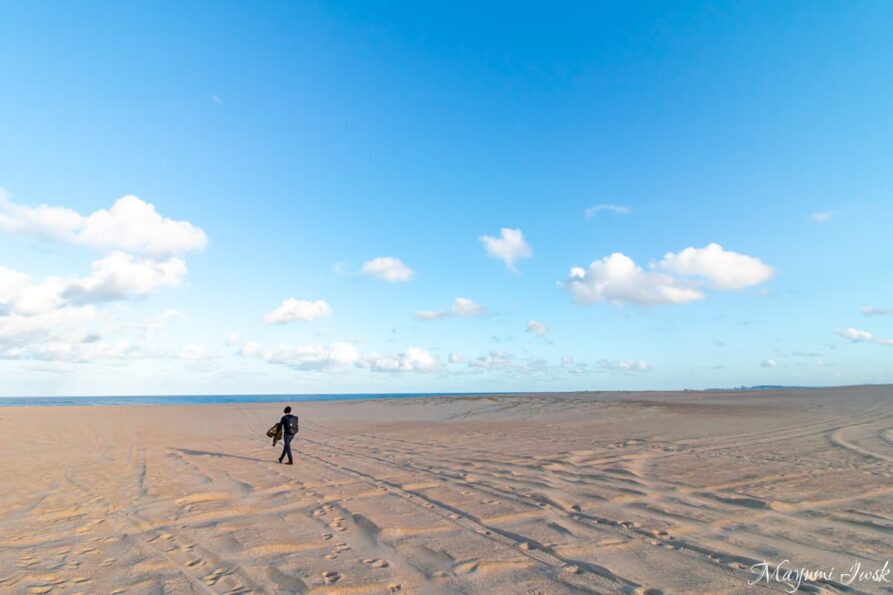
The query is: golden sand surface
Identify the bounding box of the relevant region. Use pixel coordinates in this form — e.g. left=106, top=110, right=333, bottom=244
left=1, top=387, right=891, bottom=593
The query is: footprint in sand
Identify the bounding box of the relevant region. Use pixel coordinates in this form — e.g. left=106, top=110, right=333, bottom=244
left=322, top=570, right=341, bottom=584
left=203, top=567, right=229, bottom=586
left=363, top=558, right=390, bottom=569
left=454, top=560, right=479, bottom=574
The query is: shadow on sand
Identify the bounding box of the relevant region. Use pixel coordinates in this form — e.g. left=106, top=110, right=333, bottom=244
left=170, top=447, right=268, bottom=463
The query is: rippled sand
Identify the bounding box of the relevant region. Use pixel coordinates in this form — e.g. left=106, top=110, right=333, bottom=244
left=1, top=386, right=891, bottom=593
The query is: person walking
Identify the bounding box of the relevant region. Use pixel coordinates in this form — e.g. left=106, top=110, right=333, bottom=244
left=277, top=406, right=299, bottom=464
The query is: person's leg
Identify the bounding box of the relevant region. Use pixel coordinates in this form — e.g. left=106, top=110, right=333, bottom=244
left=279, top=434, right=289, bottom=463
left=283, top=433, right=294, bottom=464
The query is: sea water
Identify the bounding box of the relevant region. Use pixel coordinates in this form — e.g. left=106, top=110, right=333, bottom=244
left=0, top=392, right=497, bottom=407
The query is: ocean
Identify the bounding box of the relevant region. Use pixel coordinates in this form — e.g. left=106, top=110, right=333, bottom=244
left=0, top=392, right=494, bottom=407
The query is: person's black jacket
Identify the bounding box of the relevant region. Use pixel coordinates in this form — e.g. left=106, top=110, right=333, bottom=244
left=280, top=414, right=299, bottom=436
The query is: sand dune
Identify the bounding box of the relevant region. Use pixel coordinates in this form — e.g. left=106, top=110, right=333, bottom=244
left=1, top=387, right=891, bottom=593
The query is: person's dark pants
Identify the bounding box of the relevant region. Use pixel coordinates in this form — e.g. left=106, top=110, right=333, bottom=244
left=279, top=433, right=295, bottom=463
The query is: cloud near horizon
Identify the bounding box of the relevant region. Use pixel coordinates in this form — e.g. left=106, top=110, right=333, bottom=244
left=862, top=306, right=893, bottom=317
left=416, top=297, right=486, bottom=321
left=565, top=243, right=773, bottom=306
left=0, top=191, right=206, bottom=365
left=600, top=359, right=652, bottom=371
left=238, top=340, right=359, bottom=371
left=264, top=299, right=332, bottom=324
left=237, top=339, right=437, bottom=374
left=358, top=346, right=438, bottom=373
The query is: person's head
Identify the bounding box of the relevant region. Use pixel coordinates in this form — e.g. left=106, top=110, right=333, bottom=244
left=284, top=406, right=292, bottom=414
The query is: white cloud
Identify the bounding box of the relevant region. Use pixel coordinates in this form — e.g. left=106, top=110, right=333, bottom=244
left=463, top=350, right=587, bottom=376
left=360, top=257, right=414, bottom=282
left=264, top=299, right=332, bottom=324
left=62, top=252, right=187, bottom=305
left=585, top=204, right=630, bottom=218
left=761, top=359, right=779, bottom=368
left=237, top=340, right=439, bottom=373
left=566, top=253, right=704, bottom=306
left=416, top=297, right=486, bottom=321
left=560, top=356, right=589, bottom=375
left=452, top=297, right=486, bottom=317
left=526, top=320, right=547, bottom=337
left=834, top=327, right=893, bottom=347
left=239, top=340, right=359, bottom=371
left=599, top=359, right=652, bottom=371
left=0, top=193, right=203, bottom=366
left=448, top=351, right=465, bottom=364
left=226, top=331, right=241, bottom=346
left=1, top=254, right=187, bottom=316
left=0, top=266, right=30, bottom=305
left=468, top=350, right=514, bottom=370
left=658, top=243, right=774, bottom=290
left=835, top=327, right=874, bottom=342
left=0, top=305, right=96, bottom=347
left=565, top=244, right=773, bottom=306
left=862, top=306, right=893, bottom=317
left=0, top=303, right=160, bottom=363
left=480, top=228, right=532, bottom=271
left=359, top=347, right=438, bottom=373
left=22, top=339, right=143, bottom=363
left=811, top=211, right=832, bottom=222
left=0, top=260, right=191, bottom=364
left=0, top=193, right=207, bottom=257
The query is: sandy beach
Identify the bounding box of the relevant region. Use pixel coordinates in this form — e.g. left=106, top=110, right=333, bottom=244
left=1, top=387, right=891, bottom=594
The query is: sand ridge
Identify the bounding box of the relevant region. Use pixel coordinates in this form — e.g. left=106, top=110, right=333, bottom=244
left=1, top=386, right=891, bottom=593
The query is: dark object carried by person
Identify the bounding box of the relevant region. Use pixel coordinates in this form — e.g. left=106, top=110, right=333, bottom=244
left=266, top=424, right=283, bottom=446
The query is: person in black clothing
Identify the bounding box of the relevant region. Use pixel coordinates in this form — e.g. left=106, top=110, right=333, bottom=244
left=278, top=406, right=299, bottom=464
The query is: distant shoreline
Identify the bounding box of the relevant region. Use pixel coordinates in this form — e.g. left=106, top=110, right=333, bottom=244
left=0, top=392, right=513, bottom=408
left=0, top=384, right=887, bottom=407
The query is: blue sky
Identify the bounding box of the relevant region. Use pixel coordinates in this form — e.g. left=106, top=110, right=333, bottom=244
left=2, top=1, right=892, bottom=396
